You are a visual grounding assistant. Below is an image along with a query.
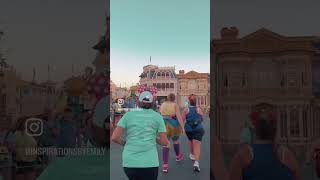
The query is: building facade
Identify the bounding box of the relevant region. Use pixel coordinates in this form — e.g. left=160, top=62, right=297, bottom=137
left=176, top=70, right=210, bottom=110
left=139, top=65, right=177, bottom=103
left=213, top=27, right=319, bottom=151
left=18, top=80, right=60, bottom=117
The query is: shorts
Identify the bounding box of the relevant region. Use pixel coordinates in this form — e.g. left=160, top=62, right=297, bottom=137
left=164, top=117, right=182, bottom=138
left=16, top=161, right=37, bottom=174
left=124, top=167, right=158, bottom=180
left=186, top=128, right=205, bottom=141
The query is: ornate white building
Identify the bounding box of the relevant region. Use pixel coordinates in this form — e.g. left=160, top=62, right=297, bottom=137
left=213, top=27, right=319, bottom=152
left=139, top=65, right=177, bottom=103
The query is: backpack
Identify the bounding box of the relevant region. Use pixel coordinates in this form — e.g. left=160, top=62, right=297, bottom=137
left=186, top=107, right=203, bottom=129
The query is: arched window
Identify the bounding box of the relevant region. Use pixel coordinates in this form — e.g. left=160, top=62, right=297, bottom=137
left=166, top=72, right=169, bottom=77
left=162, top=72, right=165, bottom=77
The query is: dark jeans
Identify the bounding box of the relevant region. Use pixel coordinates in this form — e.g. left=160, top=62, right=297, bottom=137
left=124, top=167, right=158, bottom=180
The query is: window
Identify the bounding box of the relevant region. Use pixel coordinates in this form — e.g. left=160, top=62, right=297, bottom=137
left=166, top=72, right=169, bottom=77
left=204, top=96, right=207, bottom=105
left=302, top=72, right=305, bottom=86
left=288, top=72, right=298, bottom=87
left=161, top=83, right=165, bottom=89
left=166, top=83, right=169, bottom=88
left=157, top=83, right=161, bottom=89
left=281, top=74, right=285, bottom=87
left=224, top=74, right=228, bottom=87
left=290, top=109, right=300, bottom=137
left=280, top=110, right=287, bottom=138
left=162, top=72, right=165, bottom=77
left=170, top=83, right=174, bottom=88
left=303, top=109, right=308, bottom=137
left=242, top=72, right=246, bottom=87
left=153, top=83, right=156, bottom=87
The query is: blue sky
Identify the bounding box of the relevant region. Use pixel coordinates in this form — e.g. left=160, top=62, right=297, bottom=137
left=110, top=0, right=210, bottom=87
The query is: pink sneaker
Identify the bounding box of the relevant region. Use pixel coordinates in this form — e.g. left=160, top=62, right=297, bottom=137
left=176, top=153, right=184, bottom=161
left=162, top=164, right=169, bottom=173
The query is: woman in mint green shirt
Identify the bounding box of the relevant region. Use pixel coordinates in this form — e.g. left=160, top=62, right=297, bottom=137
left=112, top=91, right=169, bottom=180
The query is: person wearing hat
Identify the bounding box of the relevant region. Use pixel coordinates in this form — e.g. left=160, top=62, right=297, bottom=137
left=230, top=111, right=300, bottom=180
left=111, top=91, right=169, bottom=180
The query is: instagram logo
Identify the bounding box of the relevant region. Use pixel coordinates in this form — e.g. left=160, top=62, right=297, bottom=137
left=25, top=118, right=43, bottom=136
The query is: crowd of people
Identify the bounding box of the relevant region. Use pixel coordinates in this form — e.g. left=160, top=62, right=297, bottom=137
left=0, top=101, right=108, bottom=180
left=111, top=91, right=207, bottom=180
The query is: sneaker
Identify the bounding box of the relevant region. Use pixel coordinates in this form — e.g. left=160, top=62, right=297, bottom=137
left=193, top=161, right=200, bottom=172
left=189, top=154, right=195, bottom=161
left=176, top=153, right=183, bottom=161
left=162, top=164, right=169, bottom=173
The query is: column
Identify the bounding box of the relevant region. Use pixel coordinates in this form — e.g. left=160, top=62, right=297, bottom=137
left=299, top=105, right=303, bottom=140
left=277, top=105, right=281, bottom=140
left=286, top=106, right=290, bottom=142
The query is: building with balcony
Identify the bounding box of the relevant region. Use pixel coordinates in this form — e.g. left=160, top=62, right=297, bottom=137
left=213, top=27, right=319, bottom=153
left=18, top=80, right=61, bottom=117
left=139, top=64, right=177, bottom=103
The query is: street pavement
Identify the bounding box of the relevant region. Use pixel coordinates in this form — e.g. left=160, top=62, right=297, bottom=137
left=110, top=114, right=211, bottom=180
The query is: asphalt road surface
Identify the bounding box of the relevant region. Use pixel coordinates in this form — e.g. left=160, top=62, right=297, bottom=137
left=110, top=114, right=211, bottom=180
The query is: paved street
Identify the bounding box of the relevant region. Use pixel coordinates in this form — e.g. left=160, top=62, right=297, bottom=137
left=110, top=114, right=210, bottom=180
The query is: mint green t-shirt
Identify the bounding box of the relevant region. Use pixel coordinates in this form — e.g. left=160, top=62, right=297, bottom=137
left=37, top=152, right=109, bottom=180
left=117, top=108, right=166, bottom=168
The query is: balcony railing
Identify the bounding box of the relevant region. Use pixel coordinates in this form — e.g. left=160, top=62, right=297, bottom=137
left=220, top=87, right=311, bottom=97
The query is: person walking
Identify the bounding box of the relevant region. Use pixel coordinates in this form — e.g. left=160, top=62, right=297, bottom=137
left=182, top=94, right=205, bottom=172
left=230, top=111, right=300, bottom=180
left=111, top=91, right=169, bottom=180
left=14, top=116, right=38, bottom=180
left=57, top=108, right=78, bottom=149
left=159, top=93, right=184, bottom=173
